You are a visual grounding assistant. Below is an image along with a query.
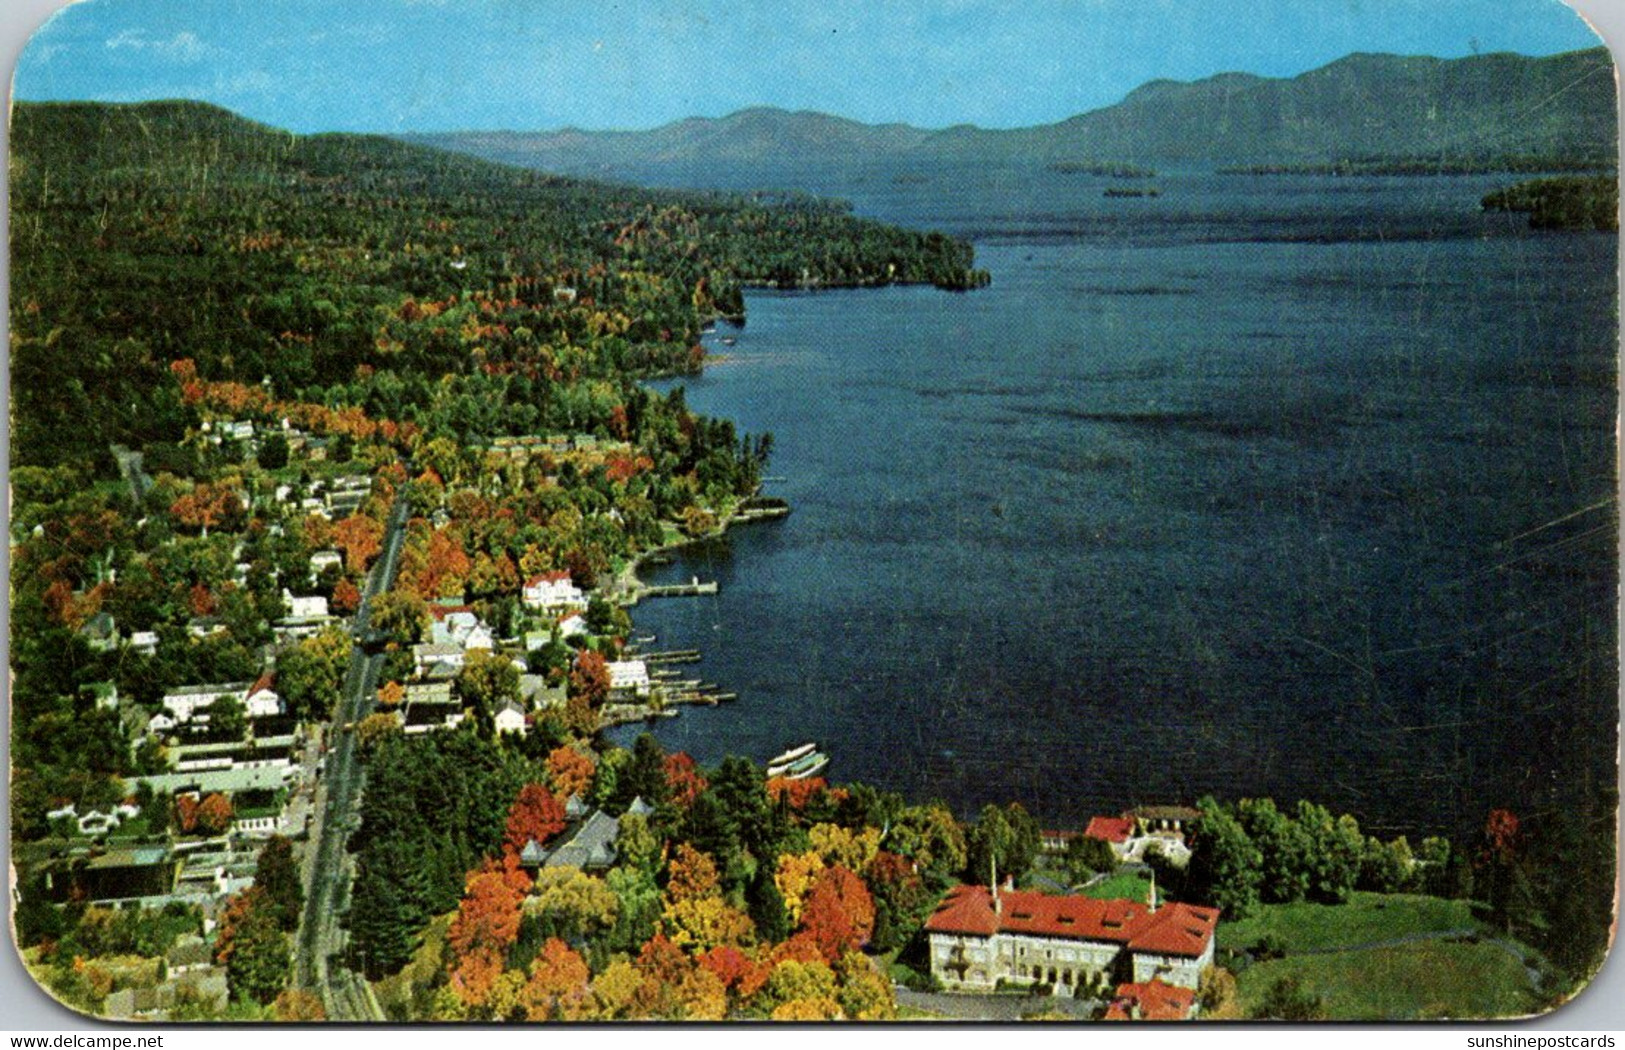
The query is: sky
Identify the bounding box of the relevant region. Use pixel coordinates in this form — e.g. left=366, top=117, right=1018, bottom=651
left=7, top=0, right=1611, bottom=133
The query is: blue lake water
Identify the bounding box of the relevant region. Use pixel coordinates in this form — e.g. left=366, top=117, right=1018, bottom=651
left=612, top=167, right=1617, bottom=838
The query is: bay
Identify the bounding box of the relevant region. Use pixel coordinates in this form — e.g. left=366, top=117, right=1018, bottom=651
left=611, top=166, right=1617, bottom=838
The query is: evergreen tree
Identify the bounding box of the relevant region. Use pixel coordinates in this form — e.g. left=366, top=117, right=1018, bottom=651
left=253, top=835, right=304, bottom=932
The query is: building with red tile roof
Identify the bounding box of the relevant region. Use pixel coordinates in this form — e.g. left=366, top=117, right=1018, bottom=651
left=1085, top=815, right=1137, bottom=844
left=924, top=884, right=1219, bottom=995
left=1103, top=979, right=1198, bottom=1021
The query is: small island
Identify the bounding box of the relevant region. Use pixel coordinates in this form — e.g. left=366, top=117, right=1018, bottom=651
left=1481, top=175, right=1619, bottom=231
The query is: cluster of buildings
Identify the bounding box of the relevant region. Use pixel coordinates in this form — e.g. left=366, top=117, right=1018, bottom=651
left=922, top=805, right=1216, bottom=1019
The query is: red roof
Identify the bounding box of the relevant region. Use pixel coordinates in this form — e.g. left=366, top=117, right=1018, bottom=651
left=525, top=571, right=572, bottom=588
left=247, top=670, right=277, bottom=698
left=923, top=886, right=1218, bottom=959
left=1103, top=980, right=1196, bottom=1021
left=429, top=604, right=474, bottom=620
left=1085, top=815, right=1137, bottom=843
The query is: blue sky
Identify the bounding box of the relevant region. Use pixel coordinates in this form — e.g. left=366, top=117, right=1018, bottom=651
left=10, top=0, right=1609, bottom=132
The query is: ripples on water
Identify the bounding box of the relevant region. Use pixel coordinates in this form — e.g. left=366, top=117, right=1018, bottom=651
left=612, top=164, right=1617, bottom=838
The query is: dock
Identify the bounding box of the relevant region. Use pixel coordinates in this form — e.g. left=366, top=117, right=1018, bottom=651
left=626, top=576, right=718, bottom=605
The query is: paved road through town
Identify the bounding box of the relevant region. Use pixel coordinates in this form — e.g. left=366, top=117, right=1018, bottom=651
left=293, top=484, right=411, bottom=1021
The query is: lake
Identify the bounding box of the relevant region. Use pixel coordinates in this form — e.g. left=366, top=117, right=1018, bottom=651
left=611, top=165, right=1617, bottom=838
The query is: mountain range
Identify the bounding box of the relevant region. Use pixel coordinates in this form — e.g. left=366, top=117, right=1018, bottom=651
left=407, top=47, right=1616, bottom=177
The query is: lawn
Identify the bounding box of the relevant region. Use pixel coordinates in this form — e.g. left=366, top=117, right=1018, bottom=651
left=1218, top=892, right=1476, bottom=954
left=1078, top=872, right=1154, bottom=901
left=1235, top=939, right=1539, bottom=1020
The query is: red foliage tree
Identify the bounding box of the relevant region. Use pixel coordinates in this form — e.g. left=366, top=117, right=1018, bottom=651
left=503, top=783, right=567, bottom=857
left=330, top=577, right=362, bottom=615
left=568, top=650, right=611, bottom=708
left=663, top=752, right=708, bottom=808
left=196, top=792, right=234, bottom=835
left=698, top=945, right=751, bottom=991
left=797, top=865, right=875, bottom=963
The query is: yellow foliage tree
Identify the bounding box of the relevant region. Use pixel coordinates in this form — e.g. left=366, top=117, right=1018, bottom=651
left=774, top=850, right=826, bottom=924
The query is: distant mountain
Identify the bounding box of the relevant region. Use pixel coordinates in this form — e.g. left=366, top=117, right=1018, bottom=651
left=410, top=47, right=1616, bottom=175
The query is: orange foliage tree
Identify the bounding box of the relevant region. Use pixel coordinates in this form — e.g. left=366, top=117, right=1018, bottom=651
left=665, top=843, right=721, bottom=903
left=546, top=746, right=597, bottom=802
left=523, top=938, right=592, bottom=1020
left=333, top=513, right=384, bottom=574
left=503, top=783, right=567, bottom=858
left=663, top=752, right=708, bottom=808
left=796, top=866, right=875, bottom=963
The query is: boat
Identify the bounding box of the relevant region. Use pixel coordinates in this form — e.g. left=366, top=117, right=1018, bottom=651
left=766, top=742, right=829, bottom=780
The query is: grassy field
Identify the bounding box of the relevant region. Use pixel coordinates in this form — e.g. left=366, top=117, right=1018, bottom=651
left=1079, top=872, right=1154, bottom=901
left=1236, top=939, right=1539, bottom=1020
left=1218, top=892, right=1476, bottom=953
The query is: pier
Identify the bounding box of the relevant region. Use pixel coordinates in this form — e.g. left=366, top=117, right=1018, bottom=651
left=626, top=576, right=718, bottom=605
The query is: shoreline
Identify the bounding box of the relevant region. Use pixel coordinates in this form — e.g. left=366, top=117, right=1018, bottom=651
left=607, top=489, right=775, bottom=606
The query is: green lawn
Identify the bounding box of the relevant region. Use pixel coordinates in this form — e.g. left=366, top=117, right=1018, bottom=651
left=1218, top=892, right=1475, bottom=953
left=1236, top=939, right=1539, bottom=1020
left=1078, top=872, right=1154, bottom=901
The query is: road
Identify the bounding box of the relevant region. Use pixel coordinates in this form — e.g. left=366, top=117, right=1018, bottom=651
left=293, top=484, right=411, bottom=1021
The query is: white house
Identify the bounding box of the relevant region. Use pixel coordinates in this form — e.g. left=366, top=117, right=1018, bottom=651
left=925, top=885, right=1219, bottom=995
left=413, top=642, right=466, bottom=679
left=244, top=674, right=284, bottom=718
left=282, top=590, right=329, bottom=620
left=523, top=571, right=586, bottom=611
left=556, top=613, right=590, bottom=642
left=309, top=550, right=343, bottom=575
left=607, top=660, right=652, bottom=698
left=493, top=699, right=529, bottom=736
left=160, top=682, right=254, bottom=724
left=129, top=631, right=160, bottom=656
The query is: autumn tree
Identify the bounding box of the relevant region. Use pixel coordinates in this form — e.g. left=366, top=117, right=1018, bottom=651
left=333, top=513, right=384, bottom=574
left=568, top=649, right=611, bottom=708
left=271, top=988, right=325, bottom=1021
left=503, top=782, right=567, bottom=858
left=546, top=745, right=596, bottom=802
left=797, top=865, right=875, bottom=963
left=447, top=858, right=531, bottom=1011
left=196, top=792, right=234, bottom=835
left=665, top=843, right=722, bottom=903
left=523, top=938, right=593, bottom=1020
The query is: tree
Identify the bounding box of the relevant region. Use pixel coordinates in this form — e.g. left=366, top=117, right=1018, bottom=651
left=662, top=894, right=756, bottom=954
left=526, top=867, right=620, bottom=942
left=197, top=792, right=234, bottom=835
left=797, top=865, right=875, bottom=962
left=965, top=802, right=1040, bottom=884
left=275, top=628, right=351, bottom=722
left=665, top=843, right=722, bottom=903
left=214, top=888, right=289, bottom=1005
left=206, top=694, right=247, bottom=742
left=448, top=858, right=531, bottom=972
left=457, top=650, right=520, bottom=724
left=369, top=590, right=428, bottom=646
left=523, top=938, right=592, bottom=1020
left=254, top=835, right=303, bottom=931
left=546, top=745, right=596, bottom=802
left=258, top=433, right=290, bottom=471
left=835, top=951, right=895, bottom=1020
left=746, top=863, right=791, bottom=944
left=271, top=988, right=325, bottom=1021
left=333, top=513, right=384, bottom=573
left=888, top=803, right=967, bottom=880
left=503, top=783, right=567, bottom=857
left=1251, top=975, right=1327, bottom=1021
left=1236, top=797, right=1312, bottom=904
left=568, top=649, right=611, bottom=708
left=1187, top=797, right=1263, bottom=918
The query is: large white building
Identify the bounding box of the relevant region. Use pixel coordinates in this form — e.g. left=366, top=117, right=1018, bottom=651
left=523, top=571, right=586, bottom=611
left=924, top=885, right=1218, bottom=995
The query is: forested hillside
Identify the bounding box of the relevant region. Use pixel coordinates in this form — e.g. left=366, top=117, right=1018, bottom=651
left=10, top=100, right=986, bottom=473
